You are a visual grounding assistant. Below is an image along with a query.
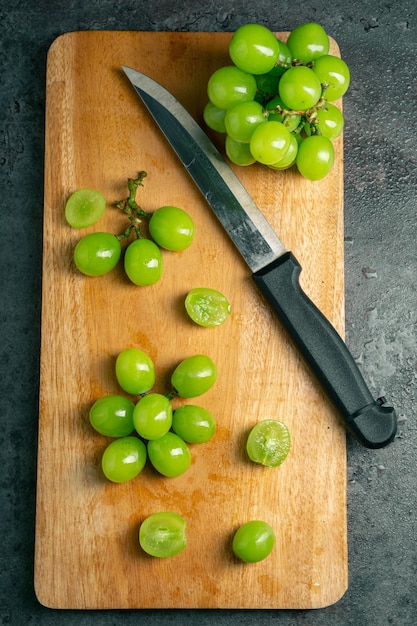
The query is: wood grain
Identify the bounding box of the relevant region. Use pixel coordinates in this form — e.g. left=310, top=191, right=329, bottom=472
left=35, top=31, right=347, bottom=609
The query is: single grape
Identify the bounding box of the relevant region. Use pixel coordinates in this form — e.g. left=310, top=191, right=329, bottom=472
left=133, top=393, right=173, bottom=440
left=147, top=432, right=191, bottom=477
left=268, top=39, right=293, bottom=76
left=73, top=232, right=121, bottom=276
left=171, top=354, right=218, bottom=398
left=203, top=101, right=227, bottom=133
left=265, top=96, right=301, bottom=132
left=101, top=436, right=147, bottom=483
left=224, top=100, right=266, bottom=143
left=229, top=23, right=280, bottom=74
left=172, top=405, right=216, bottom=443
left=207, top=65, right=257, bottom=110
left=246, top=419, right=291, bottom=467
left=316, top=103, right=344, bottom=139
left=124, top=238, right=163, bottom=286
left=312, top=54, right=350, bottom=101
left=232, top=520, right=275, bottom=563
left=286, top=22, right=330, bottom=64
left=225, top=135, right=256, bottom=166
left=185, top=287, right=231, bottom=327
left=65, top=188, right=106, bottom=228
left=89, top=395, right=135, bottom=437
left=249, top=121, right=291, bottom=165
left=278, top=66, right=322, bottom=111
left=148, top=205, right=194, bottom=252
left=296, top=135, right=334, bottom=180
left=268, top=133, right=298, bottom=170
left=115, top=347, right=155, bottom=395
left=139, top=512, right=186, bottom=558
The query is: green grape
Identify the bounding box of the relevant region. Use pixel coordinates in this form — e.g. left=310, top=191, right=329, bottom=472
left=115, top=347, right=155, bottom=395
left=65, top=188, right=106, bottom=228
left=316, top=103, right=344, bottom=139
left=296, top=135, right=334, bottom=180
left=246, top=419, right=291, bottom=467
left=224, top=100, right=266, bottom=143
left=172, top=405, right=216, bottom=443
left=225, top=135, right=256, bottom=166
left=149, top=205, right=194, bottom=251
left=278, top=66, right=323, bottom=111
left=254, top=73, right=280, bottom=104
left=265, top=96, right=301, bottom=131
left=89, top=394, right=135, bottom=437
left=232, top=520, right=275, bottom=563
left=268, top=133, right=298, bottom=170
left=286, top=22, right=330, bottom=64
left=207, top=65, right=257, bottom=109
left=133, top=393, right=172, bottom=440
left=171, top=354, right=217, bottom=398
left=229, top=23, right=280, bottom=75
left=185, top=287, right=231, bottom=327
left=203, top=101, right=227, bottom=133
left=268, top=40, right=293, bottom=76
left=312, top=54, right=350, bottom=101
left=147, top=432, right=191, bottom=477
left=73, top=232, right=121, bottom=276
left=101, top=436, right=147, bottom=483
left=139, top=512, right=186, bottom=558
left=249, top=121, right=291, bottom=165
left=124, top=238, right=163, bottom=286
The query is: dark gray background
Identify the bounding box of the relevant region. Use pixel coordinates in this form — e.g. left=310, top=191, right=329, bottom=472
left=1, top=0, right=415, bottom=624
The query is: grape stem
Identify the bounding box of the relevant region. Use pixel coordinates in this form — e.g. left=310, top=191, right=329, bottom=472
left=265, top=84, right=329, bottom=136
left=114, top=171, right=153, bottom=240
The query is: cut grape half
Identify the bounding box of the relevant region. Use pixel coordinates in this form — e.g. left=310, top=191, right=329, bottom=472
left=65, top=188, right=106, bottom=228
left=246, top=419, right=290, bottom=467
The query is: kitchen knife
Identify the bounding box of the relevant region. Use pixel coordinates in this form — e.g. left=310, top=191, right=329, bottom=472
left=122, top=66, right=397, bottom=449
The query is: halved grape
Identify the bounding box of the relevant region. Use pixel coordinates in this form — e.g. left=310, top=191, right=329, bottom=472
left=185, top=287, right=231, bottom=327
left=139, top=512, right=186, bottom=558
left=65, top=188, right=106, bottom=228
left=246, top=419, right=290, bottom=467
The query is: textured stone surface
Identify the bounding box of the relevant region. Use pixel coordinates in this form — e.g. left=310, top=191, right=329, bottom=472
left=0, top=1, right=416, bottom=624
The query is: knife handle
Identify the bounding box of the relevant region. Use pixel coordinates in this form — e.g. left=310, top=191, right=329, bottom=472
left=253, top=252, right=397, bottom=448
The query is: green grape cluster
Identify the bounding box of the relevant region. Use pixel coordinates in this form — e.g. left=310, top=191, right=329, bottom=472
left=89, top=347, right=218, bottom=483
left=204, top=22, right=350, bottom=180
left=66, top=171, right=195, bottom=282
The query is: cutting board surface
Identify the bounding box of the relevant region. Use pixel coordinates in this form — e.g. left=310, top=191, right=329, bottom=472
left=35, top=31, right=347, bottom=609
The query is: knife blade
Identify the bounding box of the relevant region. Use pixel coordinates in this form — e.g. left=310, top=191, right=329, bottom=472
left=122, top=65, right=397, bottom=449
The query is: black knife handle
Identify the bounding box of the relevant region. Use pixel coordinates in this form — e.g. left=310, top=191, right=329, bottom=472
left=253, top=252, right=397, bottom=448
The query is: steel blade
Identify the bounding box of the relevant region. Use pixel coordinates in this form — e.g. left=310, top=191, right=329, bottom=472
left=122, top=66, right=287, bottom=273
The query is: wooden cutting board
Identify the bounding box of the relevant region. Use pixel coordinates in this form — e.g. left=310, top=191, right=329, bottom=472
left=35, top=31, right=347, bottom=609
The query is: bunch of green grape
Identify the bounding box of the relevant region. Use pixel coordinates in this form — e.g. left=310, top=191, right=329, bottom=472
left=65, top=172, right=195, bottom=284
left=89, top=348, right=218, bottom=482
left=203, top=22, right=350, bottom=180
